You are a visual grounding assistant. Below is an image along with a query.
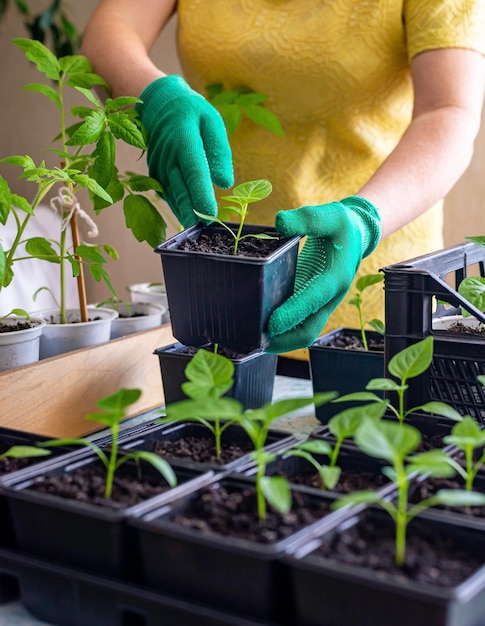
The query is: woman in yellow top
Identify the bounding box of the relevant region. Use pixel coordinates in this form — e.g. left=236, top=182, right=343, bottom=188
left=81, top=0, right=485, bottom=357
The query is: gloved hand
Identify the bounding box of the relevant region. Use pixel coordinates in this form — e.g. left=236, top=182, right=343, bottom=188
left=266, top=196, right=381, bottom=353
left=136, top=75, right=234, bottom=227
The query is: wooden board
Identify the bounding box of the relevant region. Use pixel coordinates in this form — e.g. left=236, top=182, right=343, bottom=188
left=0, top=324, right=175, bottom=438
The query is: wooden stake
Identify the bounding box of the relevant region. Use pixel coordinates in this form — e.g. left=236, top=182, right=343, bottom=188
left=70, top=211, right=89, bottom=322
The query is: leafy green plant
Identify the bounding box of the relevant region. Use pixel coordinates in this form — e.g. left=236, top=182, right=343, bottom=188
left=443, top=411, right=485, bottom=492
left=195, top=179, right=278, bottom=255
left=334, top=417, right=485, bottom=566
left=205, top=84, right=284, bottom=138
left=347, top=273, right=384, bottom=350
left=37, top=388, right=176, bottom=499
left=0, top=38, right=167, bottom=322
left=161, top=347, right=336, bottom=519
left=285, top=402, right=387, bottom=490
left=455, top=236, right=485, bottom=318
left=334, top=336, right=463, bottom=425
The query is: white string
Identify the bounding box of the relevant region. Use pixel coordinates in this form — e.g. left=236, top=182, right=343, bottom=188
left=49, top=187, right=99, bottom=238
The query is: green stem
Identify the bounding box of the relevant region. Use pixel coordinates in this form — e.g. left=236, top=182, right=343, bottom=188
left=105, top=424, right=118, bottom=499
left=214, top=418, right=222, bottom=458
left=233, top=204, right=247, bottom=256
left=256, top=459, right=266, bottom=521
left=394, top=464, right=408, bottom=566
left=357, top=301, right=368, bottom=351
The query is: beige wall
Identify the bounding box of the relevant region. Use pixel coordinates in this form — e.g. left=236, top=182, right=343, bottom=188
left=0, top=1, right=483, bottom=305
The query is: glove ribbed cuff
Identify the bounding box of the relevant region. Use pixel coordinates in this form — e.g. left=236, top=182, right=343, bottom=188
left=341, top=195, right=382, bottom=258
left=135, top=75, right=201, bottom=125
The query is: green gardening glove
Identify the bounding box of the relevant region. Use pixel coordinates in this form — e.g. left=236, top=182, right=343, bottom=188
left=266, top=196, right=382, bottom=353
left=136, top=75, right=234, bottom=227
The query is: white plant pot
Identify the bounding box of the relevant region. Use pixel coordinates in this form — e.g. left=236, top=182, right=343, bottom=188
left=0, top=316, right=46, bottom=371
left=127, top=283, right=170, bottom=323
left=108, top=302, right=166, bottom=339
left=432, top=314, right=484, bottom=332
left=34, top=306, right=119, bottom=359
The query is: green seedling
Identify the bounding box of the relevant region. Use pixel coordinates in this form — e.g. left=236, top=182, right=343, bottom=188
left=206, top=84, right=284, bottom=138
left=194, top=179, right=278, bottom=255
left=239, top=393, right=337, bottom=521
left=161, top=347, right=336, bottom=519
left=334, top=336, right=463, bottom=425
left=454, top=235, right=485, bottom=319
left=347, top=273, right=385, bottom=350
left=1, top=38, right=167, bottom=321
left=160, top=348, right=242, bottom=459
left=285, top=402, right=387, bottom=490
left=38, top=388, right=176, bottom=499
left=334, top=417, right=485, bottom=566
left=443, top=412, right=485, bottom=492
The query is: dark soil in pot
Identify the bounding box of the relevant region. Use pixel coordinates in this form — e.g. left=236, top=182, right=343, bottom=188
left=409, top=476, right=485, bottom=519
left=278, top=464, right=388, bottom=493
left=151, top=434, right=253, bottom=466
left=446, top=321, right=485, bottom=336
left=26, top=459, right=177, bottom=511
left=315, top=331, right=384, bottom=351
left=169, top=482, right=333, bottom=543
left=178, top=231, right=281, bottom=258
left=0, top=320, right=38, bottom=333
left=316, top=511, right=482, bottom=587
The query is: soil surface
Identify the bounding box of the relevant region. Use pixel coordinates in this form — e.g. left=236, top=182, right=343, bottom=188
left=409, top=476, right=485, bottom=518
left=316, top=331, right=385, bottom=352
left=174, top=343, right=249, bottom=360
left=152, top=434, right=253, bottom=466
left=0, top=320, right=39, bottom=333
left=446, top=321, right=485, bottom=336
left=316, top=511, right=483, bottom=587
left=169, top=482, right=333, bottom=544
left=26, top=459, right=178, bottom=511
left=178, top=231, right=282, bottom=258
left=279, top=464, right=388, bottom=493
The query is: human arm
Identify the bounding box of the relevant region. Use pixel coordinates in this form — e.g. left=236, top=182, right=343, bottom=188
left=267, top=47, right=485, bottom=353
left=80, top=0, right=234, bottom=226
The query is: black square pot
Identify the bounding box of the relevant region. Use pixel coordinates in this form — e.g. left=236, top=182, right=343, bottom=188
left=3, top=452, right=213, bottom=580
left=155, top=223, right=300, bottom=354
left=309, top=328, right=385, bottom=424
left=154, top=342, right=278, bottom=409
left=129, top=474, right=345, bottom=625
left=118, top=420, right=296, bottom=473
left=284, top=507, right=485, bottom=626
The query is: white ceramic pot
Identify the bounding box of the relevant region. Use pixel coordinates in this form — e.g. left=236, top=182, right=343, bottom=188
left=0, top=316, right=46, bottom=371
left=108, top=302, right=166, bottom=339
left=34, top=306, right=119, bottom=359
left=127, top=283, right=170, bottom=323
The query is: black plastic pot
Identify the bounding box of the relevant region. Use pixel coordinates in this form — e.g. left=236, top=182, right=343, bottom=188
left=0, top=547, right=275, bottom=626
left=284, top=507, right=485, bottom=626
left=118, top=420, right=296, bottom=473
left=128, top=474, right=345, bottom=625
left=3, top=452, right=213, bottom=580
left=155, top=223, right=300, bottom=354
left=154, top=342, right=278, bottom=409
left=309, top=328, right=385, bottom=424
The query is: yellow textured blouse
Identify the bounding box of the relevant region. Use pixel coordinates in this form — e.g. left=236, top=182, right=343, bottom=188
left=176, top=0, right=485, bottom=358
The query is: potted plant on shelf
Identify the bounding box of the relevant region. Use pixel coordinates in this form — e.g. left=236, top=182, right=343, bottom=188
left=95, top=297, right=166, bottom=340
left=155, top=178, right=301, bottom=354
left=1, top=37, right=169, bottom=360
left=309, top=273, right=385, bottom=423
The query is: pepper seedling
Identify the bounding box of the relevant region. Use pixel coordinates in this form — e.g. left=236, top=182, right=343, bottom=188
left=333, top=417, right=485, bottom=566
left=194, top=179, right=278, bottom=255
left=443, top=408, right=485, bottom=492
left=347, top=273, right=385, bottom=350
left=38, top=388, right=176, bottom=499
left=334, top=336, right=463, bottom=425
left=456, top=236, right=485, bottom=319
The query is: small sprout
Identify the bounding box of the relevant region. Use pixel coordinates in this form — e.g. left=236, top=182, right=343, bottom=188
left=38, top=388, right=176, bottom=499
left=194, top=179, right=278, bottom=256
left=347, top=273, right=385, bottom=350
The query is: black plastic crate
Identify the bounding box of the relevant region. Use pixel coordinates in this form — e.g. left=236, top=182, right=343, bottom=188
left=383, top=241, right=485, bottom=423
